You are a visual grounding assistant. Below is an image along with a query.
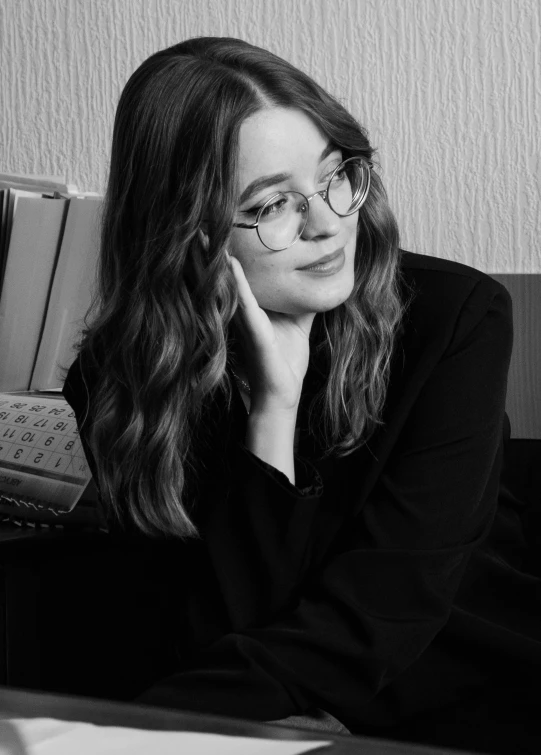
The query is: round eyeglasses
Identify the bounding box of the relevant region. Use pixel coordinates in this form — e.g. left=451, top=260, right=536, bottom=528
left=233, top=156, right=372, bottom=252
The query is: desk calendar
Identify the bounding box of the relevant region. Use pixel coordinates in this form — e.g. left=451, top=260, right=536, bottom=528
left=0, top=391, right=93, bottom=515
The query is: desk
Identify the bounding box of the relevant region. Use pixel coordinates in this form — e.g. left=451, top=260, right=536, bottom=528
left=0, top=524, right=184, bottom=698
left=0, top=686, right=478, bottom=754
left=0, top=521, right=532, bottom=755
left=0, top=525, right=75, bottom=686
left=0, top=525, right=104, bottom=688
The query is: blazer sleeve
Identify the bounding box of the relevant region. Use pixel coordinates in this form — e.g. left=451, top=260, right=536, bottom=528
left=62, top=354, right=325, bottom=628
left=135, top=278, right=513, bottom=725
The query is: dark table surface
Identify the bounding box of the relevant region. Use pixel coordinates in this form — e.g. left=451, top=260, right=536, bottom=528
left=0, top=525, right=497, bottom=755
left=0, top=521, right=93, bottom=551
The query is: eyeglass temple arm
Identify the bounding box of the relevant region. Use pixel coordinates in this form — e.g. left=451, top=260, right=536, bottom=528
left=233, top=220, right=258, bottom=229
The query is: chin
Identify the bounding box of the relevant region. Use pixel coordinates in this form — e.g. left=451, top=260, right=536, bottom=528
left=318, top=292, right=354, bottom=313
left=307, top=281, right=356, bottom=313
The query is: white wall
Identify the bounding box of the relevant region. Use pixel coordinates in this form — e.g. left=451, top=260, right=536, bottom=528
left=1, top=0, right=539, bottom=272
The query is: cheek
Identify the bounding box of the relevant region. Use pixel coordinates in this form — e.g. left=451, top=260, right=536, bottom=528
left=229, top=227, right=261, bottom=260
left=346, top=213, right=360, bottom=237
left=344, top=216, right=359, bottom=255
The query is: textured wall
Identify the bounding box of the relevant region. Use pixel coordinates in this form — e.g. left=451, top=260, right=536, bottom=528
left=0, top=0, right=539, bottom=272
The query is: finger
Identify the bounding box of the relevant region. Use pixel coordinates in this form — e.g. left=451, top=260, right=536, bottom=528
left=228, top=255, right=259, bottom=314
left=227, top=257, right=273, bottom=350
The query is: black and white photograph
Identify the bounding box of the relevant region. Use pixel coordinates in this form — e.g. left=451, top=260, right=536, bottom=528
left=0, top=2, right=539, bottom=753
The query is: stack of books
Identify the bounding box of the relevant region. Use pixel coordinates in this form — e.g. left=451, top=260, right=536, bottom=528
left=0, top=173, right=104, bottom=528
left=0, top=172, right=103, bottom=392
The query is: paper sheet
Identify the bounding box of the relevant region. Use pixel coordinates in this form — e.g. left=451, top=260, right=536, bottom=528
left=0, top=716, right=331, bottom=755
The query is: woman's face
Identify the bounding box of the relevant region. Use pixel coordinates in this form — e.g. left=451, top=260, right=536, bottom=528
left=230, top=107, right=359, bottom=318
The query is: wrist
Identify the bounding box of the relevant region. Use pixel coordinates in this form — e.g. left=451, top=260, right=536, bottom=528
left=245, top=408, right=298, bottom=486
left=249, top=400, right=300, bottom=420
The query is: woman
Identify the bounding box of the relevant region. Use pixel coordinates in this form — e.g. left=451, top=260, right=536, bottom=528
left=63, top=37, right=540, bottom=751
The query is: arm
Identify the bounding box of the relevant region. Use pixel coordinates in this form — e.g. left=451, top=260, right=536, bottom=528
left=245, top=407, right=298, bottom=486
left=136, top=279, right=514, bottom=725
left=199, top=412, right=323, bottom=633
left=63, top=353, right=324, bottom=631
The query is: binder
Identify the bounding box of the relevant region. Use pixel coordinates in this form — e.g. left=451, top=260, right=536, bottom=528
left=30, top=196, right=103, bottom=390
left=0, top=192, right=69, bottom=391
left=0, top=172, right=79, bottom=195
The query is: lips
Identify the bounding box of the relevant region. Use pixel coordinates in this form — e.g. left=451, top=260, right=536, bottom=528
left=297, top=247, right=344, bottom=270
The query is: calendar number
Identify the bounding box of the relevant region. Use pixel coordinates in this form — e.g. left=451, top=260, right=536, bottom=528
left=0, top=394, right=90, bottom=484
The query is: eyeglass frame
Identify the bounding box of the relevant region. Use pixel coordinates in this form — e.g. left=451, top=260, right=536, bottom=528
left=232, top=156, right=374, bottom=251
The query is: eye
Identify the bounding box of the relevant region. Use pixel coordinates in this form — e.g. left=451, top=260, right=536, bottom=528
left=244, top=192, right=287, bottom=218
left=327, top=165, right=348, bottom=185
left=259, top=195, right=289, bottom=220
left=244, top=203, right=263, bottom=217
left=320, top=160, right=343, bottom=184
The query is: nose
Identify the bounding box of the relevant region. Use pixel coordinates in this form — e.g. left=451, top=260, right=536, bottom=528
left=300, top=191, right=341, bottom=241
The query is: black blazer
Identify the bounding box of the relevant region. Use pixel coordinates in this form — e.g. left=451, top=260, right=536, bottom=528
left=63, top=250, right=541, bottom=741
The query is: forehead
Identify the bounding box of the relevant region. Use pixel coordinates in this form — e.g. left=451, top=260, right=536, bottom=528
left=237, top=107, right=329, bottom=180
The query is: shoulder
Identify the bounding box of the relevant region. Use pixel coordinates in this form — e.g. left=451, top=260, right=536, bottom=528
left=397, top=249, right=512, bottom=351
left=399, top=248, right=510, bottom=302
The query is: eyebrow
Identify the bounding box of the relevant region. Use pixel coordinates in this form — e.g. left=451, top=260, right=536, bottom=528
left=238, top=141, right=339, bottom=205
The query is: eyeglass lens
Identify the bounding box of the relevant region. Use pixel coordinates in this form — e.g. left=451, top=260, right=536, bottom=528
left=257, top=158, right=369, bottom=251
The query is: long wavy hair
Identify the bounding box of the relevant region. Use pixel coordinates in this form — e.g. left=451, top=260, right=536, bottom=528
left=75, top=36, right=415, bottom=539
